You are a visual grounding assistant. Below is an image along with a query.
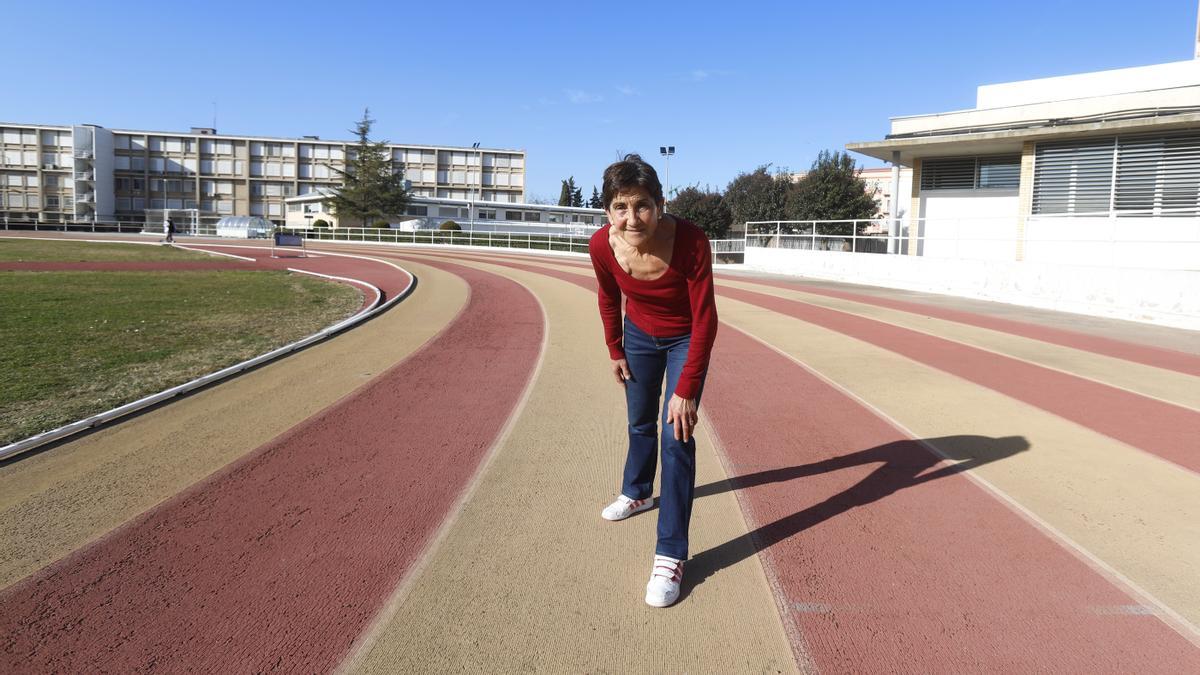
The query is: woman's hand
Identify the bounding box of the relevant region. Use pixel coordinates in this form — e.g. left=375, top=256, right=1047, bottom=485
left=611, top=358, right=632, bottom=385
left=667, top=394, right=699, bottom=442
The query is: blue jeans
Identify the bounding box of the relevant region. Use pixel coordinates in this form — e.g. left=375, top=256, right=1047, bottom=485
left=620, top=317, right=705, bottom=560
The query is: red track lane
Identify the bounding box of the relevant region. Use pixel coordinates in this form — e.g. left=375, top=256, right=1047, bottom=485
left=734, top=276, right=1200, bottom=378
left=413, top=251, right=1200, bottom=671
left=0, top=260, right=541, bottom=673
left=188, top=245, right=412, bottom=303
left=398, top=249, right=1200, bottom=376
left=716, top=284, right=1200, bottom=474
left=700, top=328, right=1199, bottom=672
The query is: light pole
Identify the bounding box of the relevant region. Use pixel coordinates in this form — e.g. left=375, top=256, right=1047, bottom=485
left=659, top=146, right=675, bottom=202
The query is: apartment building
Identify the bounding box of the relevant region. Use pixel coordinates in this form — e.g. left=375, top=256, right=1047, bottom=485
left=0, top=122, right=526, bottom=225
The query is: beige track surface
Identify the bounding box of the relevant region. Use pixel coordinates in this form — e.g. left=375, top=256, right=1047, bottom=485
left=386, top=248, right=1200, bottom=635
left=343, top=252, right=798, bottom=674
left=0, top=258, right=465, bottom=591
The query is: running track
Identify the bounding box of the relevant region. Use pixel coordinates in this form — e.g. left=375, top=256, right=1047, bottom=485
left=1, top=234, right=1197, bottom=673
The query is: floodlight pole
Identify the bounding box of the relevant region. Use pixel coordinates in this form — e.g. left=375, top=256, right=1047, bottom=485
left=659, top=145, right=675, bottom=202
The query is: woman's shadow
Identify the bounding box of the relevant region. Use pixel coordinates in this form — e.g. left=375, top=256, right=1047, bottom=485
left=680, top=434, right=1030, bottom=600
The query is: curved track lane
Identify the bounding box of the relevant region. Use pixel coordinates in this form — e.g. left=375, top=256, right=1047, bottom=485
left=0, top=258, right=543, bottom=672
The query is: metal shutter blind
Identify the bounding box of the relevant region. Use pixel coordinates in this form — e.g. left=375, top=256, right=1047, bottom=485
left=921, top=157, right=976, bottom=190
left=978, top=156, right=1021, bottom=188
left=1115, top=130, right=1200, bottom=217
left=1033, top=137, right=1115, bottom=215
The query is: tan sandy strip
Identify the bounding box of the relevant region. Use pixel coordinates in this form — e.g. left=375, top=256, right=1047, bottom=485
left=0, top=259, right=466, bottom=591
left=343, top=253, right=799, bottom=674
left=714, top=294, right=1200, bottom=633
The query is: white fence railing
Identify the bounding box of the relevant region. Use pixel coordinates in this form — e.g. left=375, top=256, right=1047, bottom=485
left=744, top=213, right=1200, bottom=270
left=302, top=227, right=593, bottom=254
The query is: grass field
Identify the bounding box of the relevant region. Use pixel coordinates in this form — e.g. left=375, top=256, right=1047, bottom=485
left=0, top=260, right=362, bottom=446
left=0, top=238, right=219, bottom=263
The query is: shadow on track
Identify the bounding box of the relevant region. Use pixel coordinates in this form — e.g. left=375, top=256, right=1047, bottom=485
left=680, top=434, right=1030, bottom=600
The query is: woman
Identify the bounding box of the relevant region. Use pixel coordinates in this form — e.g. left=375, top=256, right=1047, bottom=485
left=589, top=154, right=718, bottom=607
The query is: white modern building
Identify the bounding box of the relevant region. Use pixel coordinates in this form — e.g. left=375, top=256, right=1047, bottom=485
left=284, top=190, right=605, bottom=236
left=0, top=122, right=526, bottom=227
left=847, top=59, right=1200, bottom=270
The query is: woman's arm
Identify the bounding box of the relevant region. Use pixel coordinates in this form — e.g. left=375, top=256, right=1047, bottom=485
left=673, top=233, right=718, bottom=401
left=588, top=232, right=626, bottom=364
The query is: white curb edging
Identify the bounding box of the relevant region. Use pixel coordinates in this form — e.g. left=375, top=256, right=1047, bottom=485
left=0, top=251, right=414, bottom=461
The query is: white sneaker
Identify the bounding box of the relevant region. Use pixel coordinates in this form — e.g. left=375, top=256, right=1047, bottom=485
left=645, top=555, right=684, bottom=607
left=601, top=494, right=653, bottom=521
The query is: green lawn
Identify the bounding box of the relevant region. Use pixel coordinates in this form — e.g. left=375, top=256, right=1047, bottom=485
left=0, top=238, right=216, bottom=262
left=0, top=269, right=362, bottom=446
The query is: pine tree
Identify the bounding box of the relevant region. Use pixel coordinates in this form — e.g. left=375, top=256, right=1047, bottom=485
left=559, top=176, right=582, bottom=207
left=325, top=109, right=408, bottom=228
left=588, top=186, right=603, bottom=209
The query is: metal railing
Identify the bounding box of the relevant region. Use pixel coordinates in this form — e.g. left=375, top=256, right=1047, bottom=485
left=302, top=227, right=592, bottom=254
left=744, top=212, right=1200, bottom=270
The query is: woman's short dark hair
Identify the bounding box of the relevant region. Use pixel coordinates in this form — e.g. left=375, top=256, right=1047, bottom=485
left=602, top=154, right=664, bottom=209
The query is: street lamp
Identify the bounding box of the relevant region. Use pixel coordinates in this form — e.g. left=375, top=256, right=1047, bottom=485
left=659, top=146, right=675, bottom=201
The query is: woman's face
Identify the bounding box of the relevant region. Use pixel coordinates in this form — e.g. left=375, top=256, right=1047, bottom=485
left=606, top=186, right=663, bottom=248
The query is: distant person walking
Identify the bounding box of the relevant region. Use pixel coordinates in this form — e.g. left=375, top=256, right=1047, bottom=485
left=589, top=154, right=718, bottom=608
left=163, top=216, right=175, bottom=244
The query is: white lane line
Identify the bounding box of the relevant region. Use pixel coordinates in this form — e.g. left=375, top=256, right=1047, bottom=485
left=335, top=259, right=550, bottom=674
left=0, top=248, right=415, bottom=462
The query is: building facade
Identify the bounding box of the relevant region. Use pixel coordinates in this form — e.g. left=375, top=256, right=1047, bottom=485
left=0, top=122, right=526, bottom=226
left=283, top=191, right=605, bottom=236
left=847, top=59, right=1200, bottom=269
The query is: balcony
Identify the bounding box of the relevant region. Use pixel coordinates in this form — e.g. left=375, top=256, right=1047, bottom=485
left=75, top=193, right=94, bottom=204
left=73, top=150, right=93, bottom=160
left=74, top=171, right=94, bottom=181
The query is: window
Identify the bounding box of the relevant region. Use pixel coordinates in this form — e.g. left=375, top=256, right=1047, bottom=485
left=251, top=142, right=264, bottom=155
left=250, top=203, right=264, bottom=216
left=451, top=170, right=465, bottom=183
left=165, top=139, right=183, bottom=153
left=150, top=199, right=165, bottom=209
left=214, top=141, right=232, bottom=154
left=3, top=129, right=20, bottom=144
left=437, top=206, right=460, bottom=217
left=200, top=159, right=214, bottom=173
left=5, top=174, right=20, bottom=187
left=1113, top=131, right=1200, bottom=216
left=438, top=170, right=449, bottom=183
left=313, top=164, right=329, bottom=179
left=132, top=198, right=144, bottom=210
left=504, top=210, right=522, bottom=221
left=44, top=175, right=58, bottom=188
left=524, top=211, right=541, bottom=222
left=150, top=158, right=165, bottom=173
left=313, top=146, right=329, bottom=159
left=22, top=130, right=36, bottom=144
left=131, top=157, right=145, bottom=171
left=166, top=180, right=182, bottom=192
left=168, top=199, right=183, bottom=210
left=283, top=163, right=295, bottom=177
left=129, top=137, right=145, bottom=151
left=510, top=173, right=524, bottom=187
left=183, top=158, right=197, bottom=173
left=1032, top=137, right=1117, bottom=215
left=116, top=197, right=131, bottom=211
left=406, top=205, right=428, bottom=216
left=22, top=151, right=36, bottom=166
left=330, top=148, right=343, bottom=160
left=217, top=159, right=233, bottom=174
left=495, top=173, right=511, bottom=186
left=115, top=136, right=131, bottom=150
left=268, top=203, right=281, bottom=216
left=478, top=209, right=496, bottom=219
left=511, top=156, right=524, bottom=168
left=922, top=157, right=986, bottom=190
left=217, top=182, right=233, bottom=195
left=298, top=164, right=311, bottom=178
left=150, top=179, right=163, bottom=192
left=149, top=137, right=162, bottom=152
left=217, top=200, right=233, bottom=213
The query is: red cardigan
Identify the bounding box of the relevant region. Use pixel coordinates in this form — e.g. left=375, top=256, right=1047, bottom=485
left=588, top=218, right=718, bottom=400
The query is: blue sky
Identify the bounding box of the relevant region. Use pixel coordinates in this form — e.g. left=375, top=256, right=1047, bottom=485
left=3, top=1, right=1195, bottom=201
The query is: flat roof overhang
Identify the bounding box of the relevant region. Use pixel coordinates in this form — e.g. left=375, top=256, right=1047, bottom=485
left=847, top=111, right=1200, bottom=165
